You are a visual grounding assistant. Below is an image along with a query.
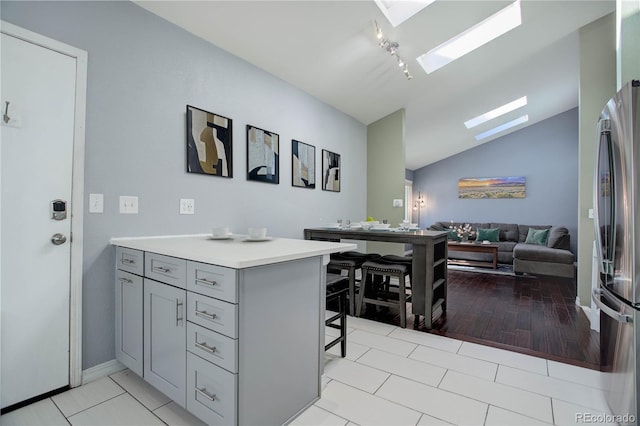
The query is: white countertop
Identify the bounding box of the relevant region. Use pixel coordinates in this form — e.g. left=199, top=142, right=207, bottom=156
left=110, top=234, right=357, bottom=269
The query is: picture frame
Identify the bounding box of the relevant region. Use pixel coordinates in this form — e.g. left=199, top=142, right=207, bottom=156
left=458, top=176, right=526, bottom=199
left=186, top=105, right=233, bottom=178
left=246, top=125, right=279, bottom=184
left=291, top=140, right=315, bottom=189
left=321, top=149, right=341, bottom=192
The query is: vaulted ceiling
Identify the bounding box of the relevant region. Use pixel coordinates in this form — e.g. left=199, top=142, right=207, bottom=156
left=136, top=0, right=615, bottom=170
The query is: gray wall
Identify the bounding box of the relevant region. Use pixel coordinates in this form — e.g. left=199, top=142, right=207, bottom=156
left=1, top=1, right=367, bottom=369
left=412, top=108, right=579, bottom=254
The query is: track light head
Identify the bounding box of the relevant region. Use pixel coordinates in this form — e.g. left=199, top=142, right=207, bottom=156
left=373, top=20, right=412, bottom=81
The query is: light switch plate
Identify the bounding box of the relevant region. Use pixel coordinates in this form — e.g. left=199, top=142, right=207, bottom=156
left=180, top=198, right=195, bottom=215
left=392, top=199, right=403, bottom=207
left=588, top=208, right=594, bottom=219
left=119, top=196, right=138, bottom=214
left=89, top=193, right=104, bottom=213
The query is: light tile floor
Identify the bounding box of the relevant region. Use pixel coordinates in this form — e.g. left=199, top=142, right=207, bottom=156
left=1, top=316, right=612, bottom=426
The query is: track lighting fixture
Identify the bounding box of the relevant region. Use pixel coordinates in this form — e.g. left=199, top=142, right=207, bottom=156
left=374, top=20, right=412, bottom=80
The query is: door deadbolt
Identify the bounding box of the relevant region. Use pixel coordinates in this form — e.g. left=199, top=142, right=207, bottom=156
left=51, top=233, right=67, bottom=245
left=51, top=199, right=67, bottom=220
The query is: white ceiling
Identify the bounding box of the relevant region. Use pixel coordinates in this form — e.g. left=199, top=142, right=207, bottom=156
left=135, top=0, right=615, bottom=170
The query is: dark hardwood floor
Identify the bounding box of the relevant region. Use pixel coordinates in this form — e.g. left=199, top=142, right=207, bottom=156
left=356, top=269, right=601, bottom=370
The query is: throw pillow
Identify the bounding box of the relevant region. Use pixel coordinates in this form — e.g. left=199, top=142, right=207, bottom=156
left=547, top=226, right=570, bottom=249
left=525, top=228, right=550, bottom=246
left=448, top=229, right=461, bottom=241
left=476, top=227, right=500, bottom=242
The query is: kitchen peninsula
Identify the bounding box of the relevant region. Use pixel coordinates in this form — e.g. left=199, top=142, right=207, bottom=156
left=110, top=234, right=356, bottom=426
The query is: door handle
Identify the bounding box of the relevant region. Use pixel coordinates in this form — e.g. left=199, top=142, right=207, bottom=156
left=176, top=299, right=184, bottom=326
left=592, top=288, right=633, bottom=323
left=51, top=233, right=67, bottom=245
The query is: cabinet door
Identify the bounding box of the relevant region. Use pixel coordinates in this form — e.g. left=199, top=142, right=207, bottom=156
left=144, top=279, right=186, bottom=407
left=115, top=271, right=143, bottom=377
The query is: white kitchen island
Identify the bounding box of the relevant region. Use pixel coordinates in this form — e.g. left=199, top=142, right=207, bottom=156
left=110, top=234, right=356, bottom=425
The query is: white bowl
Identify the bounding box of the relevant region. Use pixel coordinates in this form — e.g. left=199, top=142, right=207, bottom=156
left=371, top=223, right=390, bottom=229
left=361, top=222, right=373, bottom=230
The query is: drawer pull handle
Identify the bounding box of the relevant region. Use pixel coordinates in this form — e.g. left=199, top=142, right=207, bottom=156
left=195, top=310, right=217, bottom=321
left=195, top=277, right=217, bottom=287
left=119, top=277, right=133, bottom=284
left=153, top=266, right=171, bottom=273
left=195, top=341, right=217, bottom=353
left=121, top=259, right=135, bottom=265
left=195, top=387, right=216, bottom=402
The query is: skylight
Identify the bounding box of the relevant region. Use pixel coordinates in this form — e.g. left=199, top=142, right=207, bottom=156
left=374, top=0, right=435, bottom=28
left=416, top=0, right=522, bottom=74
left=464, top=96, right=528, bottom=129
left=475, top=115, right=529, bottom=141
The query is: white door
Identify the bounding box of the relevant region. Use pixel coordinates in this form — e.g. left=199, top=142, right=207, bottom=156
left=1, top=32, right=76, bottom=409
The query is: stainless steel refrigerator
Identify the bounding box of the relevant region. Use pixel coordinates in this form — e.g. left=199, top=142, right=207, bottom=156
left=592, top=79, right=639, bottom=425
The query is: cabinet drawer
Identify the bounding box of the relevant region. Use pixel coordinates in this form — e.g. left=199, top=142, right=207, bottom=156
left=187, top=293, right=238, bottom=338
left=187, top=261, right=237, bottom=303
left=116, top=247, right=144, bottom=276
left=186, top=322, right=237, bottom=373
left=145, top=253, right=186, bottom=288
left=186, top=352, right=237, bottom=426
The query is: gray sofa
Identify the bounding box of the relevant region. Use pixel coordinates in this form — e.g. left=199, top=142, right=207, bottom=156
left=428, top=222, right=575, bottom=278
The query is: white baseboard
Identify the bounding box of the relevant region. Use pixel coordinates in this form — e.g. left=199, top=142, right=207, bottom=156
left=81, top=359, right=126, bottom=385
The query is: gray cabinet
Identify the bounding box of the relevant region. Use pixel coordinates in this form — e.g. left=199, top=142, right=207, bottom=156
left=143, top=278, right=186, bottom=407
left=115, top=248, right=144, bottom=377
left=142, top=252, right=188, bottom=407
left=114, top=245, right=323, bottom=425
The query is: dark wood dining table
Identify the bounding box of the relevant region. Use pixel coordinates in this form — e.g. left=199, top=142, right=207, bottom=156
left=304, top=227, right=449, bottom=328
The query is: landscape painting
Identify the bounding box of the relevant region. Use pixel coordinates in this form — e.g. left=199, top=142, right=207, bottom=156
left=458, top=176, right=526, bottom=199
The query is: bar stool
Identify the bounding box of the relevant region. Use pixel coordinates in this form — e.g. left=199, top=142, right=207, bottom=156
left=328, top=251, right=380, bottom=316
left=356, top=255, right=413, bottom=328
left=325, top=273, right=348, bottom=357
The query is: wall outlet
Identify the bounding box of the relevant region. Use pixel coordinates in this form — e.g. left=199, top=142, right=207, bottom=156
left=119, top=196, right=138, bottom=214
left=392, top=199, right=403, bottom=207
left=89, top=193, right=104, bottom=213
left=588, top=208, right=594, bottom=219
left=180, top=198, right=195, bottom=215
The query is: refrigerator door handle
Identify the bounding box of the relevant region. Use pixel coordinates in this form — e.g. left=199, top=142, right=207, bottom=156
left=592, top=288, right=633, bottom=323
left=593, top=126, right=609, bottom=275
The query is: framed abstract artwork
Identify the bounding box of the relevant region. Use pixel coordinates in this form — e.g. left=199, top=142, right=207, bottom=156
left=291, top=140, right=315, bottom=189
left=186, top=105, right=233, bottom=178
left=246, top=125, right=279, bottom=184
left=321, top=149, right=340, bottom=192
left=458, top=176, right=526, bottom=199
